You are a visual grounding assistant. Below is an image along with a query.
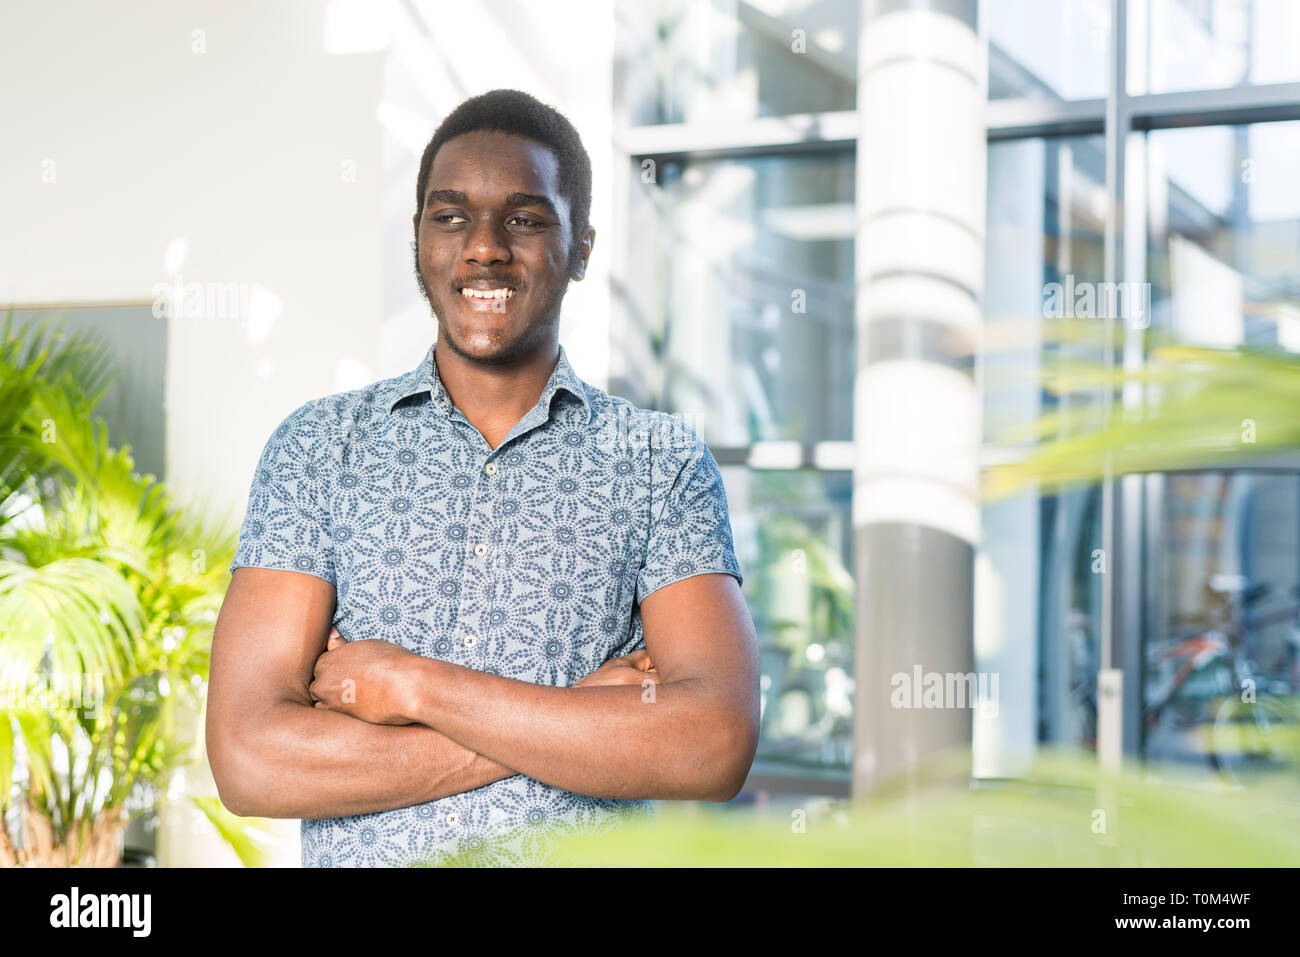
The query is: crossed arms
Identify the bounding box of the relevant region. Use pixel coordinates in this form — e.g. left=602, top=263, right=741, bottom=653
left=205, top=566, right=760, bottom=819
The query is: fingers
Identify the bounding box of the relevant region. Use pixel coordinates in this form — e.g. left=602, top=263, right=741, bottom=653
left=572, top=649, right=657, bottom=688
left=624, top=648, right=654, bottom=670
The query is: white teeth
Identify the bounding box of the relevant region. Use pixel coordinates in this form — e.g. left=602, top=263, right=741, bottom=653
left=460, top=287, right=514, bottom=299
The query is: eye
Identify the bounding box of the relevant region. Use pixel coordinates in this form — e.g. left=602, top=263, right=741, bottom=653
left=508, top=216, right=548, bottom=228
left=432, top=214, right=467, bottom=224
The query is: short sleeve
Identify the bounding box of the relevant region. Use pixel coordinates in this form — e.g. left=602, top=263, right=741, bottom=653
left=229, top=402, right=336, bottom=584
left=635, top=432, right=743, bottom=603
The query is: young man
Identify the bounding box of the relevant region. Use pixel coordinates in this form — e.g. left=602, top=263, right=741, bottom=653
left=206, top=89, right=759, bottom=867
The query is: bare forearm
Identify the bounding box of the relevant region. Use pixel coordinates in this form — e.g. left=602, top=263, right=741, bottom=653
left=396, top=659, right=754, bottom=802
left=213, top=699, right=516, bottom=819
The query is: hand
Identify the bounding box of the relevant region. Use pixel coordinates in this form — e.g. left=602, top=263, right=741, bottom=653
left=572, top=648, right=660, bottom=688
left=309, top=626, right=419, bottom=725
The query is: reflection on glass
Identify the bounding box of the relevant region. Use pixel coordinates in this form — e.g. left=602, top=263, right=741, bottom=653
left=983, top=0, right=1110, bottom=100
left=984, top=134, right=1107, bottom=443
left=647, top=151, right=854, bottom=445
left=1146, top=121, right=1300, bottom=350
left=1130, top=0, right=1300, bottom=95
left=618, top=0, right=857, bottom=125
left=722, top=467, right=854, bottom=777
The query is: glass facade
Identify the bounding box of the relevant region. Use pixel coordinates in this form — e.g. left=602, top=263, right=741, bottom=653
left=1147, top=471, right=1300, bottom=772
left=643, top=152, right=855, bottom=446
left=620, top=0, right=857, bottom=126
left=1138, top=117, right=1300, bottom=767
left=983, top=134, right=1110, bottom=752
left=1146, top=121, right=1300, bottom=350
left=617, top=0, right=1300, bottom=793
left=1130, top=0, right=1300, bottom=94
left=985, top=0, right=1111, bottom=100
left=725, top=467, right=854, bottom=779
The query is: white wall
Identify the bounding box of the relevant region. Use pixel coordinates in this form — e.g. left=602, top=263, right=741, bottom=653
left=1, top=0, right=386, bottom=507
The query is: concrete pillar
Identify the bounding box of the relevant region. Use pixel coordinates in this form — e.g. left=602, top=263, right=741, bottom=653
left=852, top=0, right=984, bottom=797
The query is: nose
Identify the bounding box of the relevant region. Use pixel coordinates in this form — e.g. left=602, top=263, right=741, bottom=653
left=464, top=216, right=511, bottom=267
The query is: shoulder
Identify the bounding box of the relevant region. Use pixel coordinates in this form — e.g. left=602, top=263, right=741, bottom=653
left=280, top=367, right=416, bottom=436
left=585, top=384, right=712, bottom=477
left=260, top=369, right=408, bottom=457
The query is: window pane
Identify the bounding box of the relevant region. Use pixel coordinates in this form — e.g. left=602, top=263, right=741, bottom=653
left=1147, top=472, right=1300, bottom=773
left=723, top=466, right=855, bottom=780
left=983, top=0, right=1111, bottom=100
left=1131, top=0, right=1300, bottom=95
left=618, top=0, right=857, bottom=125
left=8, top=306, right=168, bottom=479
left=983, top=135, right=1108, bottom=753
left=1146, top=121, right=1300, bottom=349
left=638, top=151, right=855, bottom=445
left=984, top=134, right=1108, bottom=447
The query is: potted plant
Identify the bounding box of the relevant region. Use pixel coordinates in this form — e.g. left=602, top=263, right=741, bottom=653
left=0, top=311, right=269, bottom=866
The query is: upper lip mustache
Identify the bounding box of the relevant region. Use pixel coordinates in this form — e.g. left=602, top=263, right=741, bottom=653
left=457, top=280, right=518, bottom=291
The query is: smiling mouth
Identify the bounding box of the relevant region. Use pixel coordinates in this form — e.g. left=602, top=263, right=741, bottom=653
left=458, top=287, right=516, bottom=301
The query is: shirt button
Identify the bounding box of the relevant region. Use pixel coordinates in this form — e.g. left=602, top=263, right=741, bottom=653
left=474, top=543, right=488, bottom=557
left=484, top=462, right=497, bottom=475
left=464, top=633, right=478, bottom=648
left=446, top=812, right=460, bottom=827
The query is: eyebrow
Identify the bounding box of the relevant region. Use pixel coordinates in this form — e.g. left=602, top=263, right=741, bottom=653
left=424, top=189, right=560, bottom=220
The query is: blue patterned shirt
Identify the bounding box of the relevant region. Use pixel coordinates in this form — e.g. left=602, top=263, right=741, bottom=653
left=229, top=341, right=744, bottom=866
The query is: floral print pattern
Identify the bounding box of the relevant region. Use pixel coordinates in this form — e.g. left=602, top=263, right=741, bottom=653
left=231, top=342, right=742, bottom=866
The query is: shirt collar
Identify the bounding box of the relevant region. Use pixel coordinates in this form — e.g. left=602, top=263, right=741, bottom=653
left=383, top=341, right=593, bottom=426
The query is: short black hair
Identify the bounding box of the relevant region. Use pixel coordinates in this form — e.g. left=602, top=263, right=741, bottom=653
left=415, top=89, right=592, bottom=271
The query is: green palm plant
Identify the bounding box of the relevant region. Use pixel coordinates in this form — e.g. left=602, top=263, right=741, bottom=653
left=546, top=749, right=1300, bottom=866
left=984, top=319, right=1300, bottom=500
left=0, top=310, right=270, bottom=866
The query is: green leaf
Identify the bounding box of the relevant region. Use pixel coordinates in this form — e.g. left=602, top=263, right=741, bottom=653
left=190, top=796, right=278, bottom=868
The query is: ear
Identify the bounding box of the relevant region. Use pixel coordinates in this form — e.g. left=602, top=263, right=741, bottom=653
left=570, top=226, right=596, bottom=281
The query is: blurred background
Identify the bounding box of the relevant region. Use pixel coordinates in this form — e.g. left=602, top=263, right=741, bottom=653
left=2, top=0, right=1299, bottom=866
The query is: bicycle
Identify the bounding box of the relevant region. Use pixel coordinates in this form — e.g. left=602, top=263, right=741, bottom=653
left=1148, top=575, right=1300, bottom=783
left=1069, top=576, right=1300, bottom=782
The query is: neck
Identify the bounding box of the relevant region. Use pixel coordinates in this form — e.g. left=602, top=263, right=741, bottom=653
left=433, top=335, right=561, bottom=446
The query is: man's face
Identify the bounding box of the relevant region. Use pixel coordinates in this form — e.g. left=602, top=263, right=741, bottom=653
left=412, top=130, right=593, bottom=364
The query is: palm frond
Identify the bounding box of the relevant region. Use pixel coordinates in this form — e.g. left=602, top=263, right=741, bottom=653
left=0, top=309, right=249, bottom=863
left=985, top=325, right=1300, bottom=501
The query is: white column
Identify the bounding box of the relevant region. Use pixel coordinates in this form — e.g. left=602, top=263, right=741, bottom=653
left=852, top=0, right=985, bottom=797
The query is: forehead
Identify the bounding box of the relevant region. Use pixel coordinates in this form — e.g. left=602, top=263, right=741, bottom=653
left=425, top=130, right=562, bottom=202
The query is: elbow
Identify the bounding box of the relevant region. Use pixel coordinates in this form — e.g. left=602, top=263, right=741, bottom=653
left=213, top=779, right=255, bottom=819
left=206, top=710, right=269, bottom=818
left=701, top=711, right=759, bottom=803
left=213, top=766, right=261, bottom=819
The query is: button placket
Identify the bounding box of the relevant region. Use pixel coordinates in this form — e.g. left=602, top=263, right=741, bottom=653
left=456, top=455, right=502, bottom=658
left=484, top=454, right=509, bottom=660
left=448, top=418, right=491, bottom=664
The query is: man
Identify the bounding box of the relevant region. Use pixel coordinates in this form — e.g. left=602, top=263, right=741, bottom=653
left=206, top=88, right=759, bottom=867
